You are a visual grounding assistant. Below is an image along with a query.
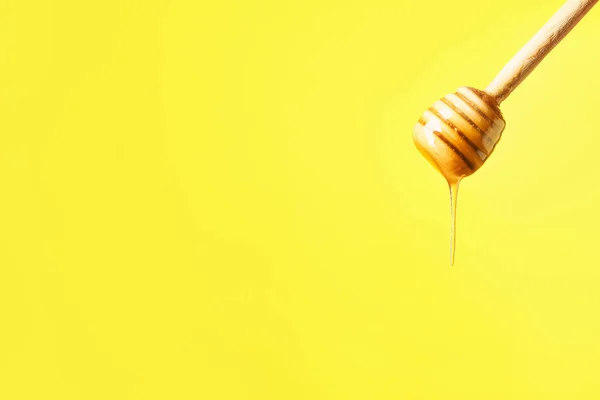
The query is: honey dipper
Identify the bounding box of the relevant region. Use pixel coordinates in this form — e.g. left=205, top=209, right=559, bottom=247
left=413, top=0, right=598, bottom=264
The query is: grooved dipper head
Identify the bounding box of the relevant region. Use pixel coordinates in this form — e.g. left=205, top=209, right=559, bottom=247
left=413, top=87, right=506, bottom=182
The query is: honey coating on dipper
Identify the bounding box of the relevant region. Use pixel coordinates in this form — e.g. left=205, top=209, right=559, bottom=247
left=413, top=87, right=506, bottom=264
left=413, top=87, right=505, bottom=182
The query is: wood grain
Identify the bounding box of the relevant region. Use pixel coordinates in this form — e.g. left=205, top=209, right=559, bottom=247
left=486, top=0, right=598, bottom=103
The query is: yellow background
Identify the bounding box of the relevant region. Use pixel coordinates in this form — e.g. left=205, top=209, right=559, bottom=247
left=2, top=0, right=600, bottom=398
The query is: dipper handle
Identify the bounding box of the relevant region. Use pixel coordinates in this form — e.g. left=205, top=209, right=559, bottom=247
left=486, top=0, right=598, bottom=104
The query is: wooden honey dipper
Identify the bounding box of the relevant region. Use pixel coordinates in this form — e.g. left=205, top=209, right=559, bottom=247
left=413, top=0, right=598, bottom=264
